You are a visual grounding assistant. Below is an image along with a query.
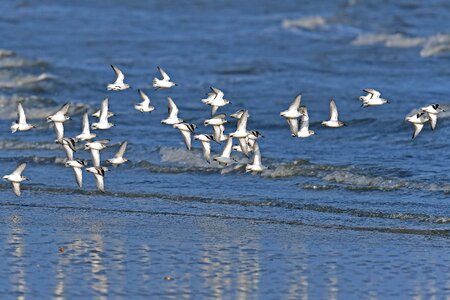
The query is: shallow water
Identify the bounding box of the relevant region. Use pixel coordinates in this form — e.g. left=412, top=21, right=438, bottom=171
left=0, top=0, right=449, bottom=298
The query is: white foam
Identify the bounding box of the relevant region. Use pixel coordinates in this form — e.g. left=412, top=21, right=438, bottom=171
left=282, top=16, right=327, bottom=30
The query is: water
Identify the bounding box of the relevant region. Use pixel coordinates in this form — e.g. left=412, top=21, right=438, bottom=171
left=0, top=0, right=449, bottom=298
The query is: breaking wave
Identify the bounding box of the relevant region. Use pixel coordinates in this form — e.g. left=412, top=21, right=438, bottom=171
left=282, top=16, right=327, bottom=30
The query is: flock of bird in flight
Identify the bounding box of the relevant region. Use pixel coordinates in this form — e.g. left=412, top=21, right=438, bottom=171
left=2, top=65, right=444, bottom=196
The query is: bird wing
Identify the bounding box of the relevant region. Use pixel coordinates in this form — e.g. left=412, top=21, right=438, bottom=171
left=82, top=112, right=90, bottom=134
left=17, top=103, right=27, bottom=124
left=428, top=113, right=437, bottom=130
left=138, top=89, right=150, bottom=105
left=180, top=130, right=192, bottom=150
left=286, top=118, right=298, bottom=136
left=221, top=137, right=233, bottom=157
left=363, top=88, right=380, bottom=99
left=111, top=65, right=125, bottom=84
left=238, top=138, right=249, bottom=157
left=201, top=141, right=211, bottom=163
left=72, top=167, right=82, bottom=188
left=167, top=97, right=179, bottom=118
left=299, top=114, right=310, bottom=133
left=252, top=142, right=262, bottom=167
left=212, top=125, right=222, bottom=142
left=54, top=122, right=64, bottom=142
left=158, top=66, right=170, bottom=81
left=99, top=98, right=109, bottom=123
left=94, top=173, right=105, bottom=192
left=210, top=86, right=224, bottom=99
left=12, top=182, right=21, bottom=197
left=288, top=94, right=302, bottom=111
left=90, top=149, right=100, bottom=167
left=115, top=141, right=128, bottom=158
left=63, top=144, right=74, bottom=161
left=211, top=106, right=219, bottom=116
left=412, top=123, right=424, bottom=139
left=12, top=163, right=26, bottom=176
left=236, top=110, right=249, bottom=131
left=212, top=113, right=226, bottom=120
left=56, top=103, right=70, bottom=116
left=330, top=99, right=339, bottom=121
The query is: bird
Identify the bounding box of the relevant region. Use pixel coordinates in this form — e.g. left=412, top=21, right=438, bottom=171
left=153, top=66, right=176, bottom=89
left=247, top=130, right=263, bottom=150
left=214, top=136, right=235, bottom=166
left=107, top=65, right=130, bottom=91
left=322, top=99, right=345, bottom=128
left=406, top=112, right=430, bottom=139
left=47, top=103, right=70, bottom=143
left=204, top=114, right=227, bottom=126
left=173, top=123, right=196, bottom=150
left=161, top=97, right=183, bottom=125
left=91, top=98, right=114, bottom=130
left=194, top=134, right=215, bottom=163
left=11, top=103, right=36, bottom=133
left=57, top=137, right=77, bottom=160
left=86, top=166, right=108, bottom=193
left=106, top=141, right=129, bottom=166
left=211, top=124, right=228, bottom=143
left=65, top=159, right=87, bottom=188
left=360, top=89, right=389, bottom=107
left=421, top=104, right=444, bottom=130
left=201, top=87, right=231, bottom=116
left=246, top=142, right=265, bottom=173
left=135, top=89, right=155, bottom=113
left=84, top=140, right=109, bottom=167
left=293, top=106, right=315, bottom=138
left=3, top=163, right=28, bottom=197
left=280, top=93, right=302, bottom=119
left=229, top=110, right=250, bottom=157
left=76, top=113, right=96, bottom=141
left=230, top=109, right=249, bottom=119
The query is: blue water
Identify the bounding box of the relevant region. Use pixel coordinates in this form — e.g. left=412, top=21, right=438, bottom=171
left=0, top=0, right=449, bottom=298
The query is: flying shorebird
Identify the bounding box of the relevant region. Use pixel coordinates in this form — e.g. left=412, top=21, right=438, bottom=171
left=246, top=142, right=265, bottom=173
left=280, top=93, right=302, bottom=119
left=47, top=103, right=70, bottom=143
left=86, top=166, right=108, bottom=193
left=57, top=137, right=77, bottom=160
left=107, top=65, right=130, bottom=91
left=406, top=112, right=430, bottom=139
left=65, top=159, right=87, bottom=188
left=161, top=97, right=183, bottom=125
left=214, top=136, right=235, bottom=166
left=11, top=103, right=36, bottom=133
left=135, top=89, right=155, bottom=113
left=194, top=134, right=215, bottom=163
left=211, top=124, right=228, bottom=143
left=322, top=99, right=345, bottom=128
left=3, top=163, right=28, bottom=197
left=201, top=87, right=231, bottom=116
left=229, top=110, right=250, bottom=157
left=421, top=104, right=444, bottom=130
left=91, top=98, right=114, bottom=130
left=106, top=141, right=129, bottom=166
left=153, top=66, right=176, bottom=89
left=247, top=130, right=263, bottom=150
left=173, top=123, right=196, bottom=150
left=293, top=106, right=315, bottom=138
left=76, top=113, right=96, bottom=141
left=360, top=88, right=389, bottom=107
left=204, top=114, right=227, bottom=126
left=84, top=140, right=109, bottom=167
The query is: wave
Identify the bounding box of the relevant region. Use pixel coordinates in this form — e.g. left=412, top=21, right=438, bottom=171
left=282, top=16, right=327, bottom=30
left=352, top=32, right=450, bottom=57
left=0, top=72, right=55, bottom=89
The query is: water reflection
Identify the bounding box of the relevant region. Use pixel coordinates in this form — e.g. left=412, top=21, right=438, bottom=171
left=7, top=214, right=26, bottom=300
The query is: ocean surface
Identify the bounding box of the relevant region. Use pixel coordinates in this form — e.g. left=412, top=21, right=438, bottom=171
left=0, top=0, right=449, bottom=298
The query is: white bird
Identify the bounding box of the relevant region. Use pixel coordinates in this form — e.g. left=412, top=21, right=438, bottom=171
left=11, top=103, right=36, bottom=133
left=322, top=99, right=345, bottom=128
left=229, top=110, right=250, bottom=157
left=360, top=88, right=389, bottom=107
left=84, top=140, right=109, bottom=167
left=247, top=130, right=263, bottom=150
left=47, top=103, right=70, bottom=123
left=76, top=113, right=96, bottom=141
left=214, top=136, right=235, bottom=166
left=421, top=104, right=444, bottom=130
left=106, top=141, right=129, bottom=166
left=57, top=137, right=77, bottom=160
left=211, top=124, right=228, bottom=143
left=246, top=142, right=265, bottom=173
left=135, top=89, right=155, bottom=113
left=91, top=98, right=114, bottom=130
left=280, top=93, right=302, bottom=119
left=173, top=123, right=196, bottom=150
left=201, top=87, right=231, bottom=116
left=204, top=114, right=227, bottom=126
left=3, top=163, right=28, bottom=197
left=293, top=106, right=315, bottom=138
left=230, top=109, right=249, bottom=119
left=153, top=66, right=176, bottom=89
left=65, top=159, right=87, bottom=188
left=107, top=65, right=130, bottom=91
left=406, top=112, right=430, bottom=139
left=194, top=134, right=215, bottom=163
left=86, top=166, right=108, bottom=193
left=161, top=97, right=183, bottom=125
